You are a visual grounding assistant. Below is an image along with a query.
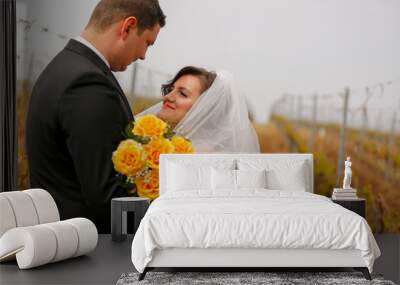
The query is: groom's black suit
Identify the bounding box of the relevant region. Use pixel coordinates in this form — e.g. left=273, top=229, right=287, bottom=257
left=26, top=39, right=134, bottom=233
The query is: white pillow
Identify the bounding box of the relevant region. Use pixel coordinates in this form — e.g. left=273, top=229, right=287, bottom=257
left=211, top=168, right=236, bottom=190
left=211, top=169, right=267, bottom=190
left=266, top=166, right=306, bottom=191
left=236, top=169, right=267, bottom=188
left=238, top=159, right=308, bottom=191
left=167, top=162, right=211, bottom=191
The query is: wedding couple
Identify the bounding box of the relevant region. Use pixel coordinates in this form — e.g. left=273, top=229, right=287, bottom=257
left=26, top=0, right=259, bottom=233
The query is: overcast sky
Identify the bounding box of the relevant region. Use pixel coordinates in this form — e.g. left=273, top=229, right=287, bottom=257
left=18, top=0, right=400, bottom=127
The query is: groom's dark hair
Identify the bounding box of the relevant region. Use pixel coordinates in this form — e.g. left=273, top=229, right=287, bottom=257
left=162, top=66, right=217, bottom=96
left=87, top=0, right=166, bottom=33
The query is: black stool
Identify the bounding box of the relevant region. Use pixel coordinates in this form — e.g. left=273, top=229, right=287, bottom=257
left=111, top=197, right=150, bottom=242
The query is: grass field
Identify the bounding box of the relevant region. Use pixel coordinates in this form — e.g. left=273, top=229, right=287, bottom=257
left=255, top=115, right=400, bottom=233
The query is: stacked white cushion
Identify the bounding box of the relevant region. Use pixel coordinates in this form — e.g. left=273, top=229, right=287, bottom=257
left=0, top=189, right=98, bottom=269
left=42, top=221, right=79, bottom=262
left=0, top=225, right=57, bottom=267
left=238, top=159, right=310, bottom=191
left=1, top=191, right=40, bottom=228
left=0, top=218, right=97, bottom=269
left=65, top=218, right=98, bottom=257
left=24, top=188, right=60, bottom=223
left=0, top=196, right=17, bottom=237
left=0, top=189, right=59, bottom=237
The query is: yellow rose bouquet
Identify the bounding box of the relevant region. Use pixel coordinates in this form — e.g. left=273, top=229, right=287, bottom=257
left=112, top=114, right=194, bottom=200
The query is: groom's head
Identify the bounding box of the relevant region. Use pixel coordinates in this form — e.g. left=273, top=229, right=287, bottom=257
left=83, top=0, right=166, bottom=71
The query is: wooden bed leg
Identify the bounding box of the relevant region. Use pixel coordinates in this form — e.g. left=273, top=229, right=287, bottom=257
left=354, top=267, right=371, bottom=280
left=138, top=268, right=148, bottom=281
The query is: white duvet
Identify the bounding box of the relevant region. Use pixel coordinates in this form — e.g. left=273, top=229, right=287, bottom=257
left=131, top=190, right=380, bottom=273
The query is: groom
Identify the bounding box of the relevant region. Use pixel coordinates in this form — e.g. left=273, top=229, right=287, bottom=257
left=26, top=0, right=165, bottom=233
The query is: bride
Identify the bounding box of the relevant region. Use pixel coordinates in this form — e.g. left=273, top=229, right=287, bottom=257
left=138, top=66, right=260, bottom=153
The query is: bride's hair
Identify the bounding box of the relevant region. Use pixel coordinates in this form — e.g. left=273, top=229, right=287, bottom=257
left=161, top=66, right=216, bottom=96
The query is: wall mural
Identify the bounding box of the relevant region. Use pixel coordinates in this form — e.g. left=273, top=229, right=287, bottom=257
left=16, top=0, right=400, bottom=233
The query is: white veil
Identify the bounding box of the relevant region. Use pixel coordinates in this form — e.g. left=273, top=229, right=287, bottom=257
left=137, top=70, right=260, bottom=153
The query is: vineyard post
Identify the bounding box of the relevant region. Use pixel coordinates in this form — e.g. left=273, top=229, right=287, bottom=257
left=282, top=95, right=289, bottom=118
left=289, top=95, right=295, bottom=120
left=361, top=106, right=368, bottom=139
left=309, top=94, right=318, bottom=152
left=361, top=87, right=372, bottom=141
left=336, top=87, right=350, bottom=186
left=297, top=95, right=303, bottom=126
left=387, top=111, right=398, bottom=176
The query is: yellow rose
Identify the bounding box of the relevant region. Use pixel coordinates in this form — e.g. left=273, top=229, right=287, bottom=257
left=144, top=137, right=174, bottom=169
left=112, top=139, right=147, bottom=176
left=171, top=136, right=195, bottom=153
left=136, top=170, right=159, bottom=200
left=132, top=114, right=168, bottom=138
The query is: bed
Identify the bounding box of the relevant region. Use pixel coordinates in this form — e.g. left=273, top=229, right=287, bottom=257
left=131, top=154, right=380, bottom=280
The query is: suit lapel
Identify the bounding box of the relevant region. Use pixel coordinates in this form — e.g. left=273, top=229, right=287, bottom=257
left=105, top=70, right=134, bottom=122
left=66, top=39, right=134, bottom=122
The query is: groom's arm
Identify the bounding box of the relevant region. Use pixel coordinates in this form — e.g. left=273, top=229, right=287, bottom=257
left=59, top=72, right=128, bottom=215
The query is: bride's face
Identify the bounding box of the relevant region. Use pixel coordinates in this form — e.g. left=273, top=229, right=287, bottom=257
left=158, top=75, right=203, bottom=126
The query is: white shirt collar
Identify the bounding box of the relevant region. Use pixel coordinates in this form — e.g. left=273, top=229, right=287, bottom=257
left=74, top=36, right=110, bottom=68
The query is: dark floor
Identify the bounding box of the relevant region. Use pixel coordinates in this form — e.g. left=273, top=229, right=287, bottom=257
left=0, top=235, right=134, bottom=285
left=374, top=234, right=400, bottom=284
left=0, top=234, right=398, bottom=285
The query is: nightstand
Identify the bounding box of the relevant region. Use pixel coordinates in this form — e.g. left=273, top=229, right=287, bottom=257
left=332, top=198, right=366, bottom=218
left=111, top=197, right=150, bottom=242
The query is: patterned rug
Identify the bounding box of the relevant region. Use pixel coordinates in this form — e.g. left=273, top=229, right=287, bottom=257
left=116, top=271, right=396, bottom=285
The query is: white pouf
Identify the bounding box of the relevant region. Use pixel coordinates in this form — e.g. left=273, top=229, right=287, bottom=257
left=0, top=189, right=98, bottom=269
left=0, top=219, right=98, bottom=269
left=1, top=191, right=40, bottom=228
left=0, top=196, right=17, bottom=237
left=24, top=188, right=60, bottom=223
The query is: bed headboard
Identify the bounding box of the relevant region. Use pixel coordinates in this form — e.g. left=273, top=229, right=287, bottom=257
left=159, top=153, right=314, bottom=195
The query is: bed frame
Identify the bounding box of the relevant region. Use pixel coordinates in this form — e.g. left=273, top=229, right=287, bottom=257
left=139, top=154, right=371, bottom=280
